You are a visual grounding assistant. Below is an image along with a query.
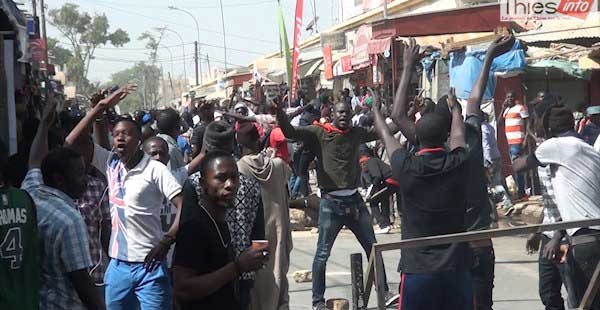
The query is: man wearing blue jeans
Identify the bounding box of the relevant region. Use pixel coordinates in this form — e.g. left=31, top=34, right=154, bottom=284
left=66, top=86, right=184, bottom=309
left=277, top=100, right=394, bottom=310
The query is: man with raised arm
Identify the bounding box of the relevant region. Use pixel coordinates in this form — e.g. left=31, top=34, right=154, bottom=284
left=373, top=36, right=514, bottom=310
left=275, top=91, right=395, bottom=310
left=22, top=95, right=103, bottom=310
left=65, top=85, right=185, bottom=309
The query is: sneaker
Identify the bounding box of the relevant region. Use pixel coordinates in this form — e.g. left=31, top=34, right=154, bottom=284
left=375, top=226, right=391, bottom=234
left=312, top=301, right=330, bottom=310
left=385, top=291, right=400, bottom=308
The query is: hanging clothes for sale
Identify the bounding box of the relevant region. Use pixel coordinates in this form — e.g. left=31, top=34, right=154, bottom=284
left=449, top=40, right=527, bottom=100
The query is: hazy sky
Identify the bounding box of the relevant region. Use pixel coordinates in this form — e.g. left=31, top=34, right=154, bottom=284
left=34, top=0, right=339, bottom=83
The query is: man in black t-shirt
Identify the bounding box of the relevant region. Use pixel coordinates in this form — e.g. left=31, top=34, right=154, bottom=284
left=173, top=151, right=268, bottom=310
left=373, top=35, right=515, bottom=310
left=374, top=39, right=473, bottom=306
left=461, top=36, right=516, bottom=310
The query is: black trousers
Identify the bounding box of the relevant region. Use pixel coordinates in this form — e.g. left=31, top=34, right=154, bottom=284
left=471, top=245, right=495, bottom=310
left=539, top=235, right=573, bottom=310
left=369, top=187, right=391, bottom=228
left=569, top=229, right=600, bottom=309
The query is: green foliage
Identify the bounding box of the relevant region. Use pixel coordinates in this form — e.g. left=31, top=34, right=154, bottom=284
left=105, top=63, right=162, bottom=114
left=138, top=31, right=160, bottom=64
left=49, top=3, right=130, bottom=94
left=46, top=37, right=73, bottom=67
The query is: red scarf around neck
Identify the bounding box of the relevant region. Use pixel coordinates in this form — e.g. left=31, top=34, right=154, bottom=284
left=312, top=121, right=349, bottom=134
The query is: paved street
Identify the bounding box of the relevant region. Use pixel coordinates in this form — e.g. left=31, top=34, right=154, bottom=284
left=288, top=229, right=549, bottom=310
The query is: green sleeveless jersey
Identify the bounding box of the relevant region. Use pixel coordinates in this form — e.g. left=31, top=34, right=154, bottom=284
left=0, top=187, right=39, bottom=310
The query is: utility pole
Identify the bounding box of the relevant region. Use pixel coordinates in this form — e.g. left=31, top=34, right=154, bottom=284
left=312, top=0, right=318, bottom=33
left=194, top=41, right=199, bottom=86
left=40, top=0, right=48, bottom=65
left=31, top=0, right=37, bottom=17
left=206, top=54, right=212, bottom=79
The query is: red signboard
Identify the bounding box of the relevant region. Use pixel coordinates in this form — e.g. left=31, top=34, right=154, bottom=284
left=29, top=38, right=46, bottom=63
left=291, top=0, right=304, bottom=101
left=352, top=25, right=372, bottom=69
left=323, top=46, right=333, bottom=80
left=341, top=55, right=353, bottom=73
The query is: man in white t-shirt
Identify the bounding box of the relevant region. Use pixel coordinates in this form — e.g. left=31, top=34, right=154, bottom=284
left=143, top=136, right=206, bottom=267
left=66, top=86, right=185, bottom=309
left=513, top=104, right=600, bottom=308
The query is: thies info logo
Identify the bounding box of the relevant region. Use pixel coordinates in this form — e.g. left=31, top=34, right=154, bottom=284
left=501, top=0, right=597, bottom=20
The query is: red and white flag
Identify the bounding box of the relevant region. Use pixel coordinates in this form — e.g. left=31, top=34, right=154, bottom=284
left=291, top=0, right=304, bottom=101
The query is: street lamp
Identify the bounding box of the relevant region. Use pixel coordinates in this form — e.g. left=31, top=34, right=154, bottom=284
left=218, top=0, right=228, bottom=73
left=168, top=5, right=203, bottom=85
left=155, top=27, right=187, bottom=88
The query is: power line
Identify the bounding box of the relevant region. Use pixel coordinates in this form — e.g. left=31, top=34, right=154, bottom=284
left=94, top=54, right=246, bottom=68
left=77, top=0, right=279, bottom=44
left=86, top=0, right=274, bottom=10
left=58, top=40, right=269, bottom=56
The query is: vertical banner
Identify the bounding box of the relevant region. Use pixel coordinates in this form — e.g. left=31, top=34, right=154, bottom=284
left=277, top=1, right=292, bottom=90
left=291, top=0, right=304, bottom=101
left=323, top=46, right=334, bottom=80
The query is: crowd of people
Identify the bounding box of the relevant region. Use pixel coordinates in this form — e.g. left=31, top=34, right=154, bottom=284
left=1, top=34, right=600, bottom=310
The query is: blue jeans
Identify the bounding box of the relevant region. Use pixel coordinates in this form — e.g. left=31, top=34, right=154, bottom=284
left=400, top=271, right=473, bottom=310
left=311, top=193, right=388, bottom=305
left=509, top=144, right=526, bottom=197
left=105, top=259, right=172, bottom=310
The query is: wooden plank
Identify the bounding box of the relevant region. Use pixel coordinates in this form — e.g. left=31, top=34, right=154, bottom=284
left=363, top=247, right=375, bottom=306
left=374, top=219, right=600, bottom=253
left=374, top=248, right=387, bottom=310
left=579, top=260, right=600, bottom=309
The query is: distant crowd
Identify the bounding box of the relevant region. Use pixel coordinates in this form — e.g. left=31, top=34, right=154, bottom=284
left=1, top=35, right=600, bottom=310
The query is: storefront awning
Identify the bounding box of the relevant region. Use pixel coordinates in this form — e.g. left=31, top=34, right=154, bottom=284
left=518, top=13, right=600, bottom=46
left=373, top=4, right=520, bottom=38
left=396, top=32, right=495, bottom=49
left=368, top=37, right=391, bottom=54
left=298, top=59, right=324, bottom=79
left=528, top=59, right=590, bottom=79
left=253, top=57, right=286, bottom=84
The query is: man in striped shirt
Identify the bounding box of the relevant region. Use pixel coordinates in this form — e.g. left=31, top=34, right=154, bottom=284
left=499, top=90, right=529, bottom=198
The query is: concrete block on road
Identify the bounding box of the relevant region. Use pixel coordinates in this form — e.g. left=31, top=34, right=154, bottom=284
left=326, top=298, right=349, bottom=310
left=293, top=270, right=312, bottom=283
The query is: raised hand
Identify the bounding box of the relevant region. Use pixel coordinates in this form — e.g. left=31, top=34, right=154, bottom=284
left=97, top=84, right=137, bottom=111
left=487, top=35, right=515, bottom=59
left=447, top=88, right=461, bottom=112
left=402, top=37, right=422, bottom=66
left=42, top=93, right=57, bottom=126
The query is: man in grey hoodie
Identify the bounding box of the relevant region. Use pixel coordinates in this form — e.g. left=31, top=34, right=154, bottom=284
left=236, top=122, right=293, bottom=310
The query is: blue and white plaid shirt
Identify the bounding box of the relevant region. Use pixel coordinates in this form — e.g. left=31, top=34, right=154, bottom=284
left=538, top=166, right=561, bottom=238
left=21, top=169, right=93, bottom=310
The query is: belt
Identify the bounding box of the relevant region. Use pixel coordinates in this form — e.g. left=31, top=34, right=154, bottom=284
left=570, top=232, right=600, bottom=246
left=469, top=239, right=493, bottom=248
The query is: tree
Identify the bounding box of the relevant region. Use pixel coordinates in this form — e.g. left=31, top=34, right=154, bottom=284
left=49, top=3, right=130, bottom=94
left=138, top=30, right=165, bottom=108
left=138, top=30, right=164, bottom=65
left=105, top=63, right=162, bottom=114
left=46, top=37, right=73, bottom=67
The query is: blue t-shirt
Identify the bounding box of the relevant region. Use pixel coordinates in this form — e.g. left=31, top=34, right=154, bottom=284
left=177, top=135, right=192, bottom=156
